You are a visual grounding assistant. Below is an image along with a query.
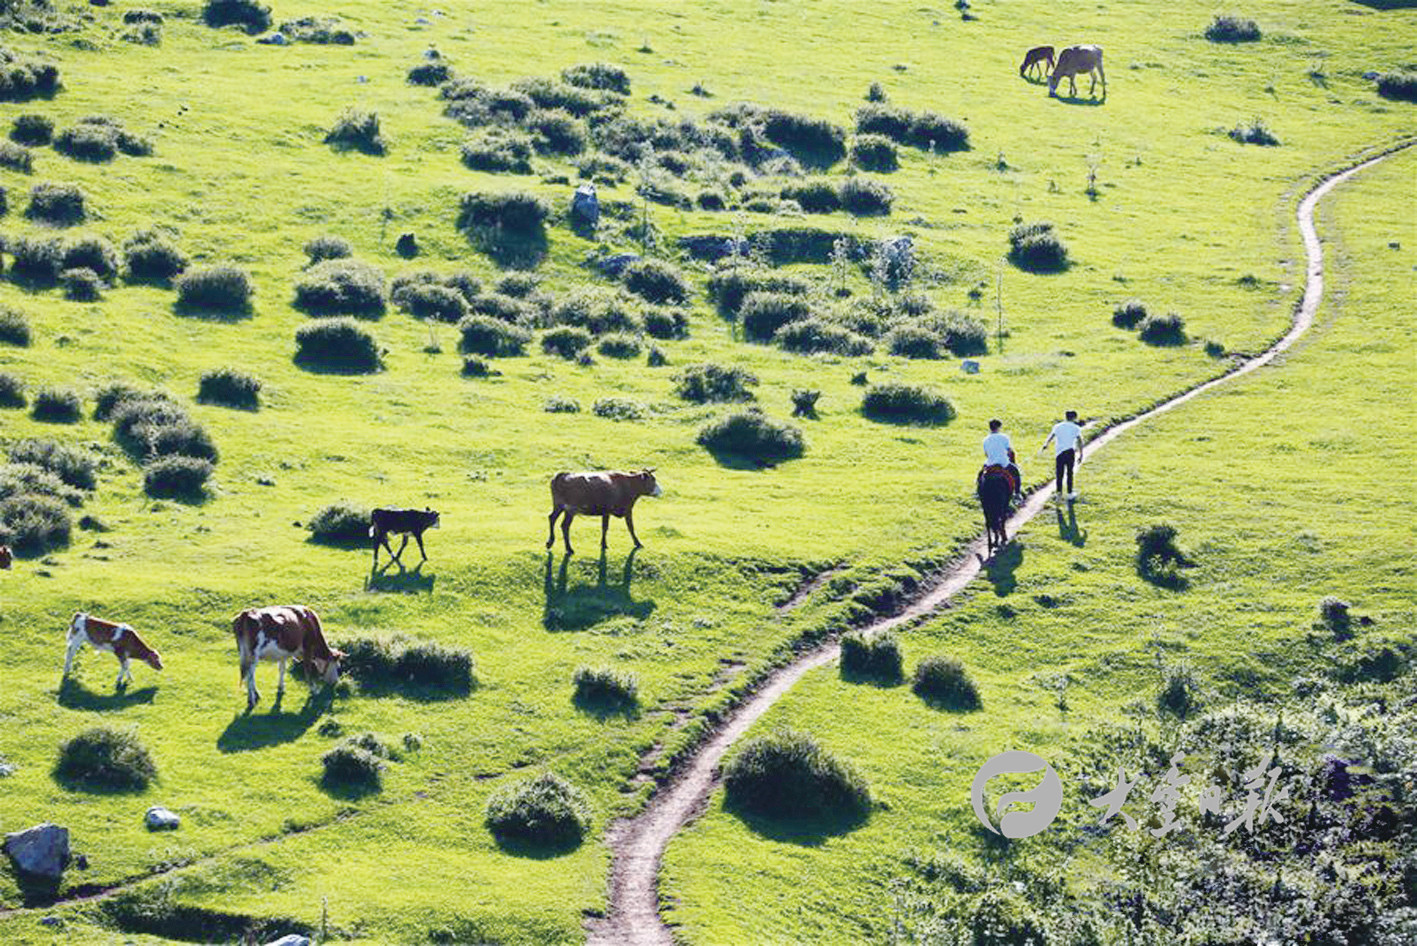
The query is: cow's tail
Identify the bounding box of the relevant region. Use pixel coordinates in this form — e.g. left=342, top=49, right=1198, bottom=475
left=234, top=612, right=253, bottom=681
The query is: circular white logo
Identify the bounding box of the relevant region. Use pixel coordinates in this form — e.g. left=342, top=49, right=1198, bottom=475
left=970, top=750, right=1063, bottom=838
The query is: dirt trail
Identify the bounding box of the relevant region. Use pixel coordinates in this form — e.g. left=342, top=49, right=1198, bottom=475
left=585, top=141, right=1414, bottom=946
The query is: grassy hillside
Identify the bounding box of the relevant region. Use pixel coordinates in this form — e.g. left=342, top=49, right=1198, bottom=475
left=0, top=1, right=1412, bottom=942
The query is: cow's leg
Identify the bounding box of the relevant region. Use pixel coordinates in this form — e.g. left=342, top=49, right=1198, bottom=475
left=625, top=510, right=643, bottom=549
left=562, top=511, right=576, bottom=554
left=116, top=656, right=131, bottom=689
left=547, top=508, right=561, bottom=549
left=63, top=632, right=84, bottom=677
left=372, top=529, right=381, bottom=568
left=276, top=658, right=287, bottom=697
left=414, top=530, right=428, bottom=561
left=1096, top=62, right=1106, bottom=96
left=391, top=535, right=409, bottom=564
left=245, top=662, right=259, bottom=710
left=600, top=515, right=610, bottom=550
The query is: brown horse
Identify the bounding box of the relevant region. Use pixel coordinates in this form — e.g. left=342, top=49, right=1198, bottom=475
left=1050, top=45, right=1106, bottom=99
left=1019, top=45, right=1055, bottom=80
left=978, top=468, right=1013, bottom=556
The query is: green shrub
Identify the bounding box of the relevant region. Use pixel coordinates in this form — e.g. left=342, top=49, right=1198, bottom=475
left=1138, top=311, right=1187, bottom=346
left=623, top=258, right=688, bottom=305
left=62, top=235, right=119, bottom=280
left=780, top=179, right=840, bottom=213
left=588, top=396, right=642, bottom=420
left=198, top=368, right=261, bottom=409
left=0, top=371, right=24, bottom=408
left=408, top=60, right=452, bottom=86
left=542, top=325, right=592, bottom=359
left=0, top=307, right=29, bottom=346
left=912, top=655, right=980, bottom=710
left=0, top=48, right=60, bottom=101
left=791, top=389, right=820, bottom=417
left=61, top=267, right=102, bottom=301
left=1318, top=596, right=1353, bottom=639
left=485, top=771, right=592, bottom=849
left=527, top=108, right=587, bottom=156
left=0, top=492, right=70, bottom=553
left=338, top=635, right=474, bottom=694
left=9, top=438, right=96, bottom=489
left=10, top=113, right=51, bottom=146
left=0, top=463, right=83, bottom=506
left=707, top=268, right=810, bottom=318
left=561, top=62, right=630, bottom=94
left=888, top=312, right=987, bottom=358
left=294, top=259, right=387, bottom=317
left=840, top=630, right=903, bottom=682
left=884, top=321, right=943, bottom=359
left=723, top=729, right=870, bottom=820
left=674, top=363, right=758, bottom=403
left=395, top=282, right=468, bottom=322
left=1375, top=71, right=1417, bottom=103
left=176, top=265, right=253, bottom=312
left=855, top=103, right=968, bottom=152
left=304, top=234, right=352, bottom=263
left=457, top=191, right=548, bottom=234
left=31, top=386, right=81, bottom=422
left=26, top=182, right=85, bottom=225
left=1007, top=221, right=1068, bottom=272
left=325, top=108, right=386, bottom=155
left=1112, top=299, right=1147, bottom=329
left=8, top=234, right=63, bottom=281
left=839, top=176, right=893, bottom=216
left=849, top=134, right=898, bottom=171
left=550, top=289, right=642, bottom=335
left=572, top=666, right=638, bottom=707
left=468, top=293, right=534, bottom=324
left=122, top=229, right=187, bottom=280
left=647, top=346, right=668, bottom=367
left=642, top=306, right=688, bottom=340
left=93, top=382, right=162, bottom=421
left=861, top=382, right=955, bottom=425
left=511, top=77, right=610, bottom=117
left=774, top=317, right=872, bottom=356
left=543, top=395, right=580, bottom=413
left=55, top=122, right=117, bottom=162
left=278, top=15, right=357, bottom=44
left=461, top=127, right=534, bottom=173
left=741, top=291, right=811, bottom=342
left=143, top=455, right=213, bottom=498
left=460, top=356, right=497, bottom=378
left=697, top=408, right=804, bottom=462
left=321, top=740, right=384, bottom=790
left=121, top=22, right=162, bottom=46
left=1205, top=14, right=1261, bottom=42
left=1229, top=118, right=1279, bottom=146
left=597, top=333, right=642, bottom=359
left=202, top=0, right=271, bottom=33
left=54, top=726, right=155, bottom=791
left=1158, top=663, right=1199, bottom=718
left=307, top=500, right=370, bottom=545
left=458, top=315, right=531, bottom=357
left=495, top=273, right=539, bottom=298
left=0, top=139, right=32, bottom=173
left=295, top=318, right=382, bottom=372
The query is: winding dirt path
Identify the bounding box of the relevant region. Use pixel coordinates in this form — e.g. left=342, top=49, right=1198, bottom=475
left=586, top=141, right=1415, bottom=946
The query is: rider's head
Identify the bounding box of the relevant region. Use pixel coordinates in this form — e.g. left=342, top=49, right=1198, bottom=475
left=1065, top=410, right=1077, bottom=421
left=989, top=418, right=1002, bottom=432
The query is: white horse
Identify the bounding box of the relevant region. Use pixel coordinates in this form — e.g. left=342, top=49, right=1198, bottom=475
left=1050, top=45, right=1106, bottom=99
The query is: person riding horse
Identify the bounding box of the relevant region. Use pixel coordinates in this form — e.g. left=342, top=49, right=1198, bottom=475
left=978, top=418, right=1023, bottom=503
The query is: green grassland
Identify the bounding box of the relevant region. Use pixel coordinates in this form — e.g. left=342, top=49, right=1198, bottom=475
left=0, top=0, right=1411, bottom=942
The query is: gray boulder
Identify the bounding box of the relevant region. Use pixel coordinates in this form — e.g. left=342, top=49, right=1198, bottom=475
left=263, top=936, right=312, bottom=946
left=145, top=806, right=180, bottom=831
left=961, top=359, right=980, bottom=374
left=593, top=252, right=640, bottom=277
left=571, top=184, right=600, bottom=226
left=257, top=33, right=290, bottom=46
left=4, top=823, right=70, bottom=880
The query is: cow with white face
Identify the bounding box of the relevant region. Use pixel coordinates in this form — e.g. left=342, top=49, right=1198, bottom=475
left=64, top=612, right=164, bottom=688
left=233, top=605, right=344, bottom=711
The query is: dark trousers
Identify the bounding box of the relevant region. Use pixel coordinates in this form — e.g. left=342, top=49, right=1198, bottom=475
left=1055, top=449, right=1076, bottom=493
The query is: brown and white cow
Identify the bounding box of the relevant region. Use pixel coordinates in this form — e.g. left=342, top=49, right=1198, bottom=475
left=64, top=612, right=164, bottom=688
left=233, top=605, right=344, bottom=710
left=546, top=468, right=662, bottom=555
left=0, top=544, right=12, bottom=569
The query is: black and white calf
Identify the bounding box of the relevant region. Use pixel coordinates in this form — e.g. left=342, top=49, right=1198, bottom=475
left=369, top=507, right=441, bottom=567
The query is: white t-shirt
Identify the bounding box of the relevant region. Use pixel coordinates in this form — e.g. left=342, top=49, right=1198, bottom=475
left=982, top=432, right=1012, bottom=466
left=1051, top=421, right=1083, bottom=454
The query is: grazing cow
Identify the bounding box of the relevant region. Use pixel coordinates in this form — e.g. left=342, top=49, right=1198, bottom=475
left=233, top=605, right=344, bottom=710
left=369, top=507, right=441, bottom=567
left=64, top=613, right=164, bottom=688
left=1019, top=45, right=1055, bottom=79
left=547, top=469, right=662, bottom=555
left=1050, top=45, right=1106, bottom=99
left=0, top=544, right=11, bottom=569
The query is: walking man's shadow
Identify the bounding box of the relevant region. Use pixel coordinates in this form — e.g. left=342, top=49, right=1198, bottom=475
left=1056, top=503, right=1088, bottom=547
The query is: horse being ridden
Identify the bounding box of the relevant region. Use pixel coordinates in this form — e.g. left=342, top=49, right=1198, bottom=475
left=978, top=468, right=1013, bottom=555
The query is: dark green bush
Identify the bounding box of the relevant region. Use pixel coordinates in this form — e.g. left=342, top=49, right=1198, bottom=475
left=143, top=455, right=213, bottom=498
left=0, top=139, right=32, bottom=173
left=495, top=273, right=539, bottom=298
left=325, top=108, right=386, bottom=155
left=1319, top=596, right=1353, bottom=639
left=198, top=368, right=261, bottom=409
left=723, top=729, right=870, bottom=820
left=0, top=307, right=29, bottom=346
left=458, top=315, right=531, bottom=357
left=321, top=741, right=384, bottom=790
left=10, top=113, right=51, bottom=146
left=592, top=397, right=644, bottom=421
left=9, top=437, right=96, bottom=489
left=460, top=356, right=496, bottom=378
left=278, top=15, right=357, bottom=44
left=861, top=382, right=955, bottom=425
left=0, top=462, right=83, bottom=506
left=674, top=362, right=758, bottom=403
left=408, top=60, right=452, bottom=86
left=338, top=634, right=474, bottom=693
left=697, top=408, right=804, bottom=462
left=1158, top=663, right=1199, bottom=718
left=0, top=371, right=24, bottom=408
left=485, top=771, right=592, bottom=847
left=123, top=10, right=166, bottom=25
left=55, top=122, right=117, bottom=162
left=741, top=291, right=811, bottom=342
left=1112, top=298, right=1147, bottom=329
left=561, top=62, right=630, bottom=94
left=642, top=306, right=688, bottom=340
left=527, top=109, right=587, bottom=156
left=61, top=267, right=102, bottom=301
left=1375, top=71, right=1417, bottom=103
left=551, top=289, right=642, bottom=335
left=461, top=127, right=533, bottom=173
left=840, top=630, right=903, bottom=682
left=1229, top=118, right=1279, bottom=146
left=707, top=268, right=810, bottom=318
left=468, top=293, right=533, bottom=324
left=791, top=389, right=820, bottom=417
left=839, top=176, right=893, bottom=216
left=203, top=0, right=271, bottom=33
left=623, top=258, right=688, bottom=305
left=597, top=333, right=642, bottom=359
left=395, top=282, right=468, bottom=322
left=121, top=23, right=162, bottom=46
left=774, top=317, right=872, bottom=356
left=26, top=182, right=85, bottom=225
left=0, top=492, right=70, bottom=552
left=175, top=265, right=253, bottom=312
left=572, top=666, right=638, bottom=707
left=543, top=395, right=580, bottom=413
left=307, top=500, right=370, bottom=545
left=93, top=383, right=162, bottom=421
left=912, top=655, right=980, bottom=710
left=1205, top=14, right=1261, bottom=43
left=457, top=191, right=548, bottom=234
left=849, top=134, right=898, bottom=172
left=511, top=77, right=610, bottom=117
left=1007, top=221, right=1069, bottom=272
left=0, top=48, right=59, bottom=102
left=855, top=103, right=968, bottom=152
left=541, top=325, right=592, bottom=358
left=31, top=386, right=80, bottom=422
left=1138, top=311, right=1187, bottom=346
left=780, top=180, right=840, bottom=213
left=295, top=318, right=383, bottom=372
left=54, top=726, right=155, bottom=791
left=9, top=234, right=63, bottom=281
left=884, top=321, right=944, bottom=359
left=62, top=235, right=119, bottom=280
left=122, top=229, right=187, bottom=280
left=886, top=312, right=987, bottom=358
left=294, top=259, right=387, bottom=317
left=304, top=234, right=352, bottom=264
left=147, top=419, right=218, bottom=462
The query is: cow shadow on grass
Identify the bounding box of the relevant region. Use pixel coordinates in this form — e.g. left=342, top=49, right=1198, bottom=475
left=542, top=549, right=655, bottom=632
left=366, top=559, right=436, bottom=594
left=216, top=690, right=330, bottom=753
left=984, top=543, right=1024, bottom=597
left=57, top=676, right=157, bottom=712
left=1050, top=91, right=1107, bottom=107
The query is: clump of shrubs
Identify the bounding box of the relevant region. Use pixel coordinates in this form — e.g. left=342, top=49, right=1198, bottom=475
left=0, top=464, right=83, bottom=507
left=143, top=456, right=213, bottom=499
left=304, top=234, right=352, bottom=264
left=0, top=307, right=29, bottom=346
left=1007, top=221, right=1069, bottom=272
left=838, top=176, right=894, bottom=215
left=338, top=634, right=475, bottom=694
left=861, top=382, right=955, bottom=425
left=408, top=58, right=452, bottom=86
left=458, top=315, right=531, bottom=357
left=622, top=258, right=688, bottom=305
left=1205, top=14, right=1261, bottom=43
left=1318, top=596, right=1353, bottom=640
left=295, top=318, right=383, bottom=372
left=741, top=292, right=812, bottom=342
left=31, top=386, right=81, bottom=422
left=278, top=15, right=357, bottom=45
left=774, top=318, right=873, bottom=356
left=8, top=235, right=63, bottom=282
left=884, top=314, right=988, bottom=359
left=61, top=267, right=103, bottom=301
left=542, top=325, right=593, bottom=359
left=674, top=362, right=758, bottom=403
left=457, top=191, right=548, bottom=235
left=707, top=268, right=810, bottom=319
left=597, top=333, right=642, bottom=359
left=642, top=306, right=688, bottom=340
left=203, top=0, right=271, bottom=34
left=697, top=408, right=804, bottom=463
left=325, top=108, right=386, bottom=155
left=561, top=62, right=630, bottom=95
left=392, top=272, right=477, bottom=322
left=294, top=259, right=387, bottom=317
left=198, top=368, right=261, bottom=409
left=0, top=140, right=32, bottom=173
left=855, top=103, right=969, bottom=152
left=123, top=229, right=187, bottom=281
left=1138, top=311, right=1187, bottom=346
left=175, top=265, right=253, bottom=313
left=0, top=48, right=60, bottom=101
left=572, top=665, right=638, bottom=708
left=0, top=371, right=24, bottom=408
left=592, top=397, right=645, bottom=421
left=527, top=108, right=588, bottom=156
left=1112, top=299, right=1148, bottom=329
left=1229, top=118, right=1279, bottom=146
left=1375, top=71, right=1417, bottom=103
left=9, top=437, right=97, bottom=490
left=840, top=630, right=903, bottom=682
left=791, top=389, right=820, bottom=418
left=321, top=737, right=386, bottom=791
left=54, top=726, right=155, bottom=791
left=63, top=235, right=119, bottom=281
left=1158, top=663, right=1200, bottom=718
left=780, top=179, right=840, bottom=214
left=543, top=395, right=580, bottom=413
left=850, top=134, right=899, bottom=172
left=913, top=655, right=980, bottom=710
left=0, top=493, right=71, bottom=553
left=307, top=500, right=370, bottom=545
left=461, top=127, right=534, bottom=174
left=485, top=771, right=592, bottom=848
left=26, top=182, right=85, bottom=225
left=10, top=114, right=52, bottom=146
left=722, top=729, right=871, bottom=820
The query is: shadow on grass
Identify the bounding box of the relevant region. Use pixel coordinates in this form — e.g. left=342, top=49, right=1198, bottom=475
left=838, top=666, right=905, bottom=688
left=488, top=830, right=584, bottom=859
left=570, top=691, right=641, bottom=721
left=985, top=542, right=1023, bottom=596
left=699, top=447, right=794, bottom=470
left=14, top=872, right=63, bottom=908
left=1138, top=558, right=1192, bottom=591
left=1056, top=503, right=1087, bottom=547
left=216, top=691, right=329, bottom=753
left=172, top=300, right=254, bottom=323
left=292, top=353, right=385, bottom=375
left=725, top=800, right=870, bottom=846
left=466, top=226, right=548, bottom=271
left=1049, top=91, right=1107, bottom=107
left=542, top=549, right=655, bottom=631
left=365, top=559, right=436, bottom=594
left=57, top=677, right=157, bottom=711
left=318, top=772, right=383, bottom=801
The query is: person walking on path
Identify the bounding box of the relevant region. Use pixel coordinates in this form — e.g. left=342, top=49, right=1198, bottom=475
left=1039, top=410, right=1084, bottom=500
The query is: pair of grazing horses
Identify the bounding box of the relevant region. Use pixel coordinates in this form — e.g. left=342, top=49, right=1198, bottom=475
left=1020, top=44, right=1106, bottom=98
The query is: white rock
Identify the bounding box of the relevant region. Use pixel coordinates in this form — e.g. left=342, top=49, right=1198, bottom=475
left=263, top=936, right=312, bottom=946
left=145, top=806, right=180, bottom=831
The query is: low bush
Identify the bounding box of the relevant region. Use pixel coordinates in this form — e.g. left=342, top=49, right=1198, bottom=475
left=62, top=235, right=119, bottom=280
left=458, top=315, right=531, bottom=357
left=697, top=408, right=804, bottom=462
left=774, top=317, right=872, bottom=356
left=9, top=438, right=96, bottom=489
left=1158, top=663, right=1199, bottom=718
left=198, top=368, right=261, bottom=409
left=294, top=318, right=383, bottom=372
left=121, top=23, right=162, bottom=46
left=55, top=122, right=117, bottom=162
left=780, top=180, right=840, bottom=214
left=468, top=293, right=533, bottom=324
left=543, top=395, right=580, bottom=413
left=202, top=0, right=271, bottom=33
left=855, top=103, right=969, bottom=152
left=0, top=371, right=24, bottom=408
left=862, top=382, right=955, bottom=425
left=912, top=655, right=980, bottom=710
left=10, top=114, right=51, bottom=146
left=1007, top=221, right=1069, bottom=272
left=408, top=60, right=452, bottom=86
left=26, top=182, right=85, bottom=225
left=396, top=282, right=468, bottom=322
left=495, top=273, right=539, bottom=298
left=1319, top=596, right=1353, bottom=639
left=294, top=259, right=387, bottom=317
left=278, top=15, right=357, bottom=44
left=1229, top=118, right=1279, bottom=146
left=143, top=456, right=213, bottom=498
left=93, top=383, right=161, bottom=421
left=1138, top=311, right=1187, bottom=346
left=542, top=325, right=593, bottom=359
left=461, top=356, right=496, bottom=378
left=175, top=265, right=253, bottom=312
left=597, top=333, right=642, bottom=359
left=0, top=492, right=71, bottom=553
left=1375, top=71, right=1417, bottom=103
left=674, top=362, right=757, bottom=403
left=791, top=389, right=820, bottom=417
left=839, top=176, right=893, bottom=216
left=0, top=139, right=32, bottom=172
left=325, top=108, right=386, bottom=155
left=527, top=108, right=587, bottom=156
left=840, top=630, right=903, bottom=682
left=723, top=729, right=870, bottom=820
left=122, top=229, right=187, bottom=280
left=561, top=62, right=630, bottom=94
left=338, top=635, right=474, bottom=693
left=31, top=386, right=81, bottom=422
left=0, top=49, right=60, bottom=102
left=0, top=307, right=30, bottom=346
left=642, top=306, right=688, bottom=340
left=707, top=268, right=810, bottom=318
left=0, top=463, right=83, bottom=506
left=1112, top=298, right=1148, bottom=329
left=1205, top=14, right=1261, bottom=43
left=849, top=134, right=898, bottom=172
left=893, top=312, right=988, bottom=357
left=457, top=191, right=548, bottom=234
left=54, top=726, right=155, bottom=791
left=321, top=740, right=384, bottom=790
left=123, top=10, right=166, bottom=25
left=551, top=289, right=642, bottom=335
left=61, top=267, right=102, bottom=301
left=623, top=258, right=688, bottom=305
left=307, top=500, right=370, bottom=545
left=741, top=291, right=812, bottom=342
left=884, top=321, right=943, bottom=359
left=513, top=77, right=612, bottom=117
left=461, top=127, right=533, bottom=173
left=304, top=234, right=352, bottom=264
left=647, top=346, right=668, bottom=367
left=572, top=666, right=638, bottom=707
left=8, top=234, right=63, bottom=281
left=592, top=397, right=645, bottom=421
left=485, top=771, right=592, bottom=847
